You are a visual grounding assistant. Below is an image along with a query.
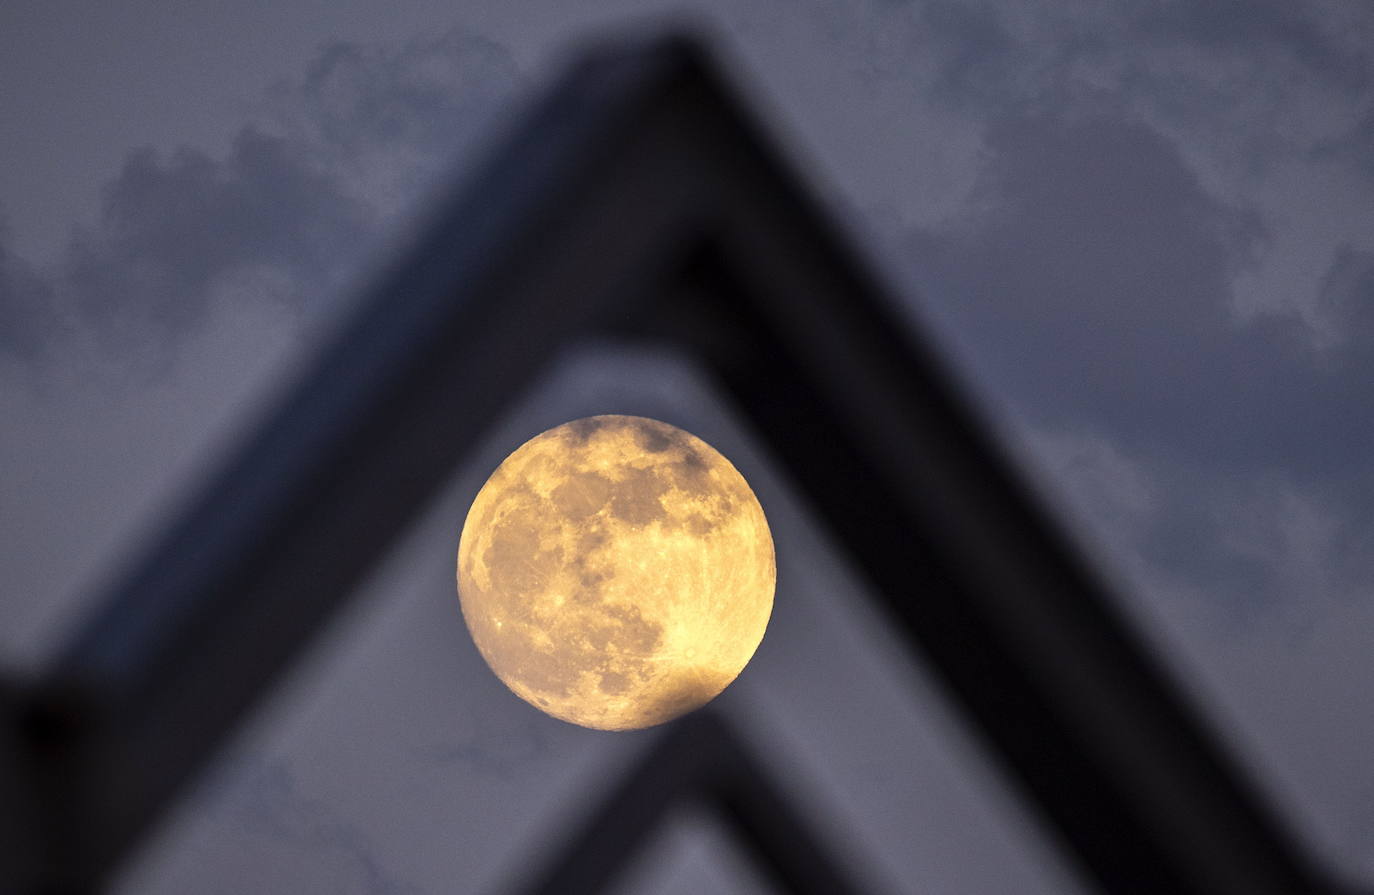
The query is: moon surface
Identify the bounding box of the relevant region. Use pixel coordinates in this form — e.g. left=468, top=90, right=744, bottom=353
left=457, top=415, right=774, bottom=731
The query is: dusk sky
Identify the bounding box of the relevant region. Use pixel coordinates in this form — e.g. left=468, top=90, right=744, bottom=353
left=3, top=2, right=1373, bottom=893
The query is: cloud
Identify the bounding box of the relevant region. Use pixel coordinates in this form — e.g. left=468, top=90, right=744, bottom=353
left=895, top=92, right=1374, bottom=872
left=1129, top=0, right=1371, bottom=95
left=910, top=113, right=1268, bottom=464
left=885, top=1, right=1374, bottom=330
left=904, top=105, right=1374, bottom=610
left=1315, top=244, right=1374, bottom=350
left=0, top=28, right=523, bottom=371
left=62, top=131, right=374, bottom=351
left=421, top=716, right=552, bottom=781
left=264, top=30, right=524, bottom=216
left=0, top=223, right=62, bottom=362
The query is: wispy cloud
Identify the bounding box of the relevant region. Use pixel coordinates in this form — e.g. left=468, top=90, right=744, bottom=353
left=0, top=28, right=523, bottom=371
left=422, top=718, right=552, bottom=782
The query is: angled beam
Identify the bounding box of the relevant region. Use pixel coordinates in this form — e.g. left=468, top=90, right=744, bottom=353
left=700, top=718, right=870, bottom=895
left=591, top=44, right=1343, bottom=895
left=629, top=99, right=1340, bottom=892
left=19, top=37, right=718, bottom=892
left=509, top=711, right=864, bottom=895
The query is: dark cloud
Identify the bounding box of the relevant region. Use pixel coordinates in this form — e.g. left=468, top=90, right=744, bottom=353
left=915, top=112, right=1374, bottom=479
left=278, top=30, right=522, bottom=182
left=906, top=111, right=1374, bottom=617
left=1315, top=105, right=1374, bottom=175
left=891, top=76, right=1374, bottom=868
left=905, top=0, right=1371, bottom=189
left=0, top=28, right=522, bottom=369
left=1132, top=1, right=1371, bottom=94
left=916, top=1, right=1028, bottom=109
left=422, top=717, right=552, bottom=781
left=62, top=130, right=374, bottom=347
left=1316, top=244, right=1374, bottom=349
left=915, top=0, right=1372, bottom=103
left=0, top=224, right=62, bottom=361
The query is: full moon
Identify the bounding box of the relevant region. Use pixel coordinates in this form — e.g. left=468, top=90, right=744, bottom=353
left=457, top=415, right=774, bottom=731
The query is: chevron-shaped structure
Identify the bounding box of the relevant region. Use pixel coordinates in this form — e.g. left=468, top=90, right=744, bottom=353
left=0, top=31, right=1340, bottom=895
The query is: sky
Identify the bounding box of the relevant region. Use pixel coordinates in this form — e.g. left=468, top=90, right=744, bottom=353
left=2, top=1, right=1373, bottom=892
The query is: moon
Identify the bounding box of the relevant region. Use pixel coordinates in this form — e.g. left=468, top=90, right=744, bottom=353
left=456, top=415, right=775, bottom=731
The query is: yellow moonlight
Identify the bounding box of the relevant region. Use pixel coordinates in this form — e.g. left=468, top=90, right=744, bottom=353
left=457, top=415, right=774, bottom=731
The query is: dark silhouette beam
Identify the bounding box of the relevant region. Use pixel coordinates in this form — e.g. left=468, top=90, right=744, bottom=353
left=510, top=711, right=863, bottom=895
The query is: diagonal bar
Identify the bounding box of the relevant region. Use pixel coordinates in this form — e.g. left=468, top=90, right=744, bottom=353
left=18, top=37, right=720, bottom=892
left=510, top=710, right=864, bottom=895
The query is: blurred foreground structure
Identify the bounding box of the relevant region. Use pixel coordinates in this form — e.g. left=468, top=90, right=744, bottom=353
left=0, top=30, right=1348, bottom=895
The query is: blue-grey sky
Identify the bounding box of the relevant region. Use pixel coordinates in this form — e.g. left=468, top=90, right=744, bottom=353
left=2, top=2, right=1373, bottom=892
